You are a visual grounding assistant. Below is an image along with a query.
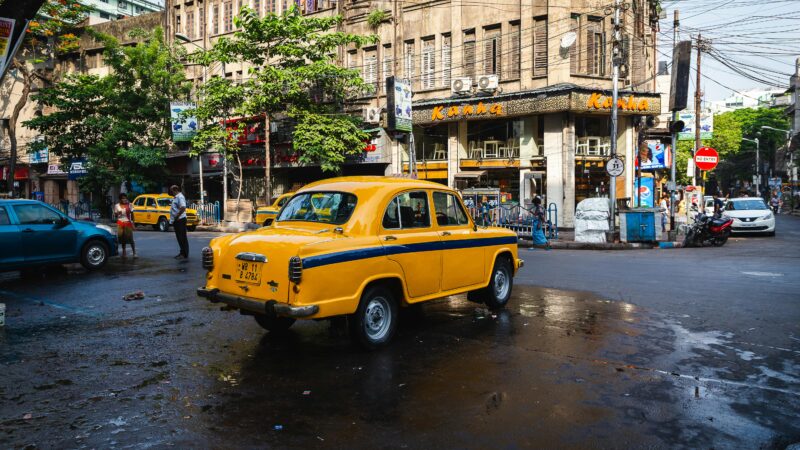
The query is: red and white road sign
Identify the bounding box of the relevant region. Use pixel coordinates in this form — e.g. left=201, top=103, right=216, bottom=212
left=694, top=147, right=719, bottom=171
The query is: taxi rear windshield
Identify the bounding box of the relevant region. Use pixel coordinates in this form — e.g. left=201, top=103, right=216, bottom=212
left=277, top=192, right=357, bottom=225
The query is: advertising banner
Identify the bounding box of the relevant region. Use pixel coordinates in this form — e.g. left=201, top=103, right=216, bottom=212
left=386, top=77, right=412, bottom=132
left=68, top=158, right=88, bottom=180
left=638, top=140, right=670, bottom=170
left=634, top=177, right=655, bottom=207
left=0, top=18, right=14, bottom=75
left=170, top=102, right=197, bottom=142
left=47, top=163, right=66, bottom=175
left=677, top=112, right=713, bottom=141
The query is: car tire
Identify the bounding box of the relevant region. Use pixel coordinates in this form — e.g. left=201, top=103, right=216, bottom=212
left=349, top=285, right=398, bottom=350
left=483, top=256, right=514, bottom=309
left=157, top=217, right=169, bottom=232
left=253, top=314, right=295, bottom=333
left=187, top=225, right=197, bottom=232
left=80, top=240, right=109, bottom=270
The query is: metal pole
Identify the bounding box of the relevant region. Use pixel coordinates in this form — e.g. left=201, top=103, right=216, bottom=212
left=199, top=64, right=206, bottom=210
left=609, top=0, right=621, bottom=237
left=755, top=137, right=760, bottom=196
left=694, top=34, right=703, bottom=192
left=669, top=10, right=679, bottom=230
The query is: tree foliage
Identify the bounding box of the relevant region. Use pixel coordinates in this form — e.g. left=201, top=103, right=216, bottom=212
left=24, top=27, right=190, bottom=195
left=191, top=6, right=377, bottom=174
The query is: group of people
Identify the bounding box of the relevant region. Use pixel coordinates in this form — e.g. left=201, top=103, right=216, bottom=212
left=112, top=185, right=190, bottom=259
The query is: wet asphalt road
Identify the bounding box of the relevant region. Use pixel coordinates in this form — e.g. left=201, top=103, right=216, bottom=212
left=0, top=216, right=799, bottom=449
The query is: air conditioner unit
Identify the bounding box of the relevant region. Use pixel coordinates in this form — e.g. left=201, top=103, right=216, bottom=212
left=451, top=77, right=472, bottom=95
left=363, top=107, right=381, bottom=124
left=477, top=74, right=499, bottom=91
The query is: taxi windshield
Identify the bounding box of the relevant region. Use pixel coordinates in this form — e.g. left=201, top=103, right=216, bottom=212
left=157, top=198, right=172, bottom=207
left=277, top=191, right=357, bottom=225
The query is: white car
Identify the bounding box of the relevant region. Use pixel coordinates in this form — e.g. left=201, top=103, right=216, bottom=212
left=724, top=197, right=776, bottom=236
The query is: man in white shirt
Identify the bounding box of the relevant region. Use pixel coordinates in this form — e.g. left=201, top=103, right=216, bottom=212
left=170, top=185, right=189, bottom=259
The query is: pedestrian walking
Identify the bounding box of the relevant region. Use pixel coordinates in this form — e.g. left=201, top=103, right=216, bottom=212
left=169, top=185, right=189, bottom=259
left=114, top=193, right=136, bottom=258
left=531, top=196, right=549, bottom=246
left=659, top=194, right=669, bottom=232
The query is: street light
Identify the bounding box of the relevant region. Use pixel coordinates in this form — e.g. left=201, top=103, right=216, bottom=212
left=760, top=125, right=792, bottom=139
left=741, top=137, right=760, bottom=195
left=175, top=33, right=208, bottom=212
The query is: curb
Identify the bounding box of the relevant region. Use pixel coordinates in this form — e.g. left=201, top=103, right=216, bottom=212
left=519, top=239, right=684, bottom=250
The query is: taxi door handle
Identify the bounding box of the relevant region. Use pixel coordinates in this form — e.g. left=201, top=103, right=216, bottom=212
left=384, top=235, right=397, bottom=241
left=22, top=228, right=34, bottom=233
left=441, top=231, right=451, bottom=236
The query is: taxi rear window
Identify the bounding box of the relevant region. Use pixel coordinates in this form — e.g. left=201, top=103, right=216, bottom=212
left=277, top=192, right=357, bottom=225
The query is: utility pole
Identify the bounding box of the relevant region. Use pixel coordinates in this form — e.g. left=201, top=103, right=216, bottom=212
left=694, top=35, right=707, bottom=192
left=264, top=115, right=271, bottom=205
left=608, top=0, right=621, bottom=238
left=669, top=9, right=679, bottom=231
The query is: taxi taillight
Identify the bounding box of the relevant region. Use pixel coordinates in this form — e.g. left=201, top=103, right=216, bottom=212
left=202, top=247, right=214, bottom=270
left=289, top=256, right=302, bottom=283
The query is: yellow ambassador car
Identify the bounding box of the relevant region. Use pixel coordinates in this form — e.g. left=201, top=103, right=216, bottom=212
left=197, top=177, right=524, bottom=349
left=254, top=192, right=294, bottom=226
left=131, top=194, right=200, bottom=232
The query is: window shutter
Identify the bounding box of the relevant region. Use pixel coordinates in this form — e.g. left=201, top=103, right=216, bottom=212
left=404, top=41, right=415, bottom=83
left=463, top=37, right=475, bottom=79
left=422, top=39, right=434, bottom=89
left=382, top=45, right=392, bottom=94
left=569, top=16, right=578, bottom=74
left=441, top=34, right=451, bottom=88
left=585, top=25, right=595, bottom=75
left=509, top=24, right=520, bottom=79
left=533, top=17, right=547, bottom=76
left=483, top=34, right=493, bottom=74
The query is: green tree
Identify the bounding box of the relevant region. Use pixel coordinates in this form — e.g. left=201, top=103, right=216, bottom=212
left=3, top=0, right=90, bottom=195
left=191, top=5, right=377, bottom=203
left=24, top=27, right=190, bottom=197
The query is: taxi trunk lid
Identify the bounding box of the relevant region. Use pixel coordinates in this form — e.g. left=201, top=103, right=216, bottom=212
left=214, top=226, right=332, bottom=303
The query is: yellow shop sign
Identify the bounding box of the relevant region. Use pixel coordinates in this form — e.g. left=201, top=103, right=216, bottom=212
left=587, top=93, right=650, bottom=112
left=431, top=102, right=503, bottom=121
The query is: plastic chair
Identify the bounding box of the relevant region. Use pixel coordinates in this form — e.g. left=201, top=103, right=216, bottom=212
left=468, top=141, right=482, bottom=159
left=432, top=143, right=446, bottom=160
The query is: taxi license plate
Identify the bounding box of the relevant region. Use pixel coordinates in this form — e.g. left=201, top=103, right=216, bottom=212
left=235, top=261, right=263, bottom=285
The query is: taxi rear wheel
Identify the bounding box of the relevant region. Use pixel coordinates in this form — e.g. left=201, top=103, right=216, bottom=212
left=254, top=314, right=296, bottom=333
left=349, top=285, right=398, bottom=350
left=157, top=217, right=169, bottom=232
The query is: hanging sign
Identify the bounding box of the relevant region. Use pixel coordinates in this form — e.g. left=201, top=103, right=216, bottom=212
left=606, top=157, right=624, bottom=177
left=386, top=76, right=412, bottom=132
left=170, top=102, right=197, bottom=142
left=0, top=18, right=15, bottom=75
left=68, top=158, right=88, bottom=180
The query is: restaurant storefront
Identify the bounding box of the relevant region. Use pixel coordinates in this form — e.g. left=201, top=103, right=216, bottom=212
left=408, top=85, right=661, bottom=227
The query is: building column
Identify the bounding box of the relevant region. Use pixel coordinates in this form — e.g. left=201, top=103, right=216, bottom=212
left=544, top=113, right=575, bottom=227
left=447, top=122, right=460, bottom=188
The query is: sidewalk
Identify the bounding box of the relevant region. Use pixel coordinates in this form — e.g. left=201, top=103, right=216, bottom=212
left=519, top=229, right=683, bottom=250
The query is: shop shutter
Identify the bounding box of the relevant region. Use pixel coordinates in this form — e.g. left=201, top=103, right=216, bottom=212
left=533, top=17, right=547, bottom=77
left=441, top=34, right=451, bottom=88
left=422, top=39, right=435, bottom=89
left=509, top=23, right=520, bottom=79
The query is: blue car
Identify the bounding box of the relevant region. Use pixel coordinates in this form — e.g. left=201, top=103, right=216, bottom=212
left=0, top=200, right=118, bottom=271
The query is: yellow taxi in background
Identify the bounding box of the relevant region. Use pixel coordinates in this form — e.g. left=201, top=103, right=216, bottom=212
left=254, top=192, right=294, bottom=226
left=198, top=176, right=523, bottom=349
left=131, top=194, right=200, bottom=232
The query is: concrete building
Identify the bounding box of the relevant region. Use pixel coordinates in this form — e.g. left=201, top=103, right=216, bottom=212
left=707, top=87, right=788, bottom=114
left=168, top=0, right=661, bottom=226
left=81, top=0, right=163, bottom=24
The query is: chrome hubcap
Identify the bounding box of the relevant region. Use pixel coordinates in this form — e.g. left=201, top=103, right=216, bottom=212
left=365, top=296, right=391, bottom=340
left=87, top=246, right=105, bottom=265
left=494, top=267, right=510, bottom=299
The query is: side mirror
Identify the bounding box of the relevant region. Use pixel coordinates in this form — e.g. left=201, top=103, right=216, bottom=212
left=56, top=216, right=70, bottom=227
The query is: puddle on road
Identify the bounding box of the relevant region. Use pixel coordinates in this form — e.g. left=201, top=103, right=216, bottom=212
left=1, top=285, right=798, bottom=449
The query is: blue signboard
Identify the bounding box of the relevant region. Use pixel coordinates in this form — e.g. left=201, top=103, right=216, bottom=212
left=634, top=177, right=654, bottom=207
left=68, top=158, right=88, bottom=180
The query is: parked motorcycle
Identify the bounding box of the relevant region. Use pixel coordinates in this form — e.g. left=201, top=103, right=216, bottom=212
left=683, top=212, right=733, bottom=247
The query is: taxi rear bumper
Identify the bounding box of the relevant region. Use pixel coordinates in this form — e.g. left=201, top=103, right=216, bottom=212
left=197, top=287, right=319, bottom=318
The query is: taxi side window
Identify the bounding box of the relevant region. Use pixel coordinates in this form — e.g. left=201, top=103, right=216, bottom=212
left=382, top=191, right=430, bottom=229
left=433, top=192, right=470, bottom=226
left=0, top=206, right=10, bottom=225
left=145, top=198, right=156, bottom=208
left=278, top=197, right=289, bottom=207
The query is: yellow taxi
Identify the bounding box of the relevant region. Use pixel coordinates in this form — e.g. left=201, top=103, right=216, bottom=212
left=254, top=192, right=294, bottom=226
left=198, top=176, right=523, bottom=349
left=131, top=194, right=200, bottom=232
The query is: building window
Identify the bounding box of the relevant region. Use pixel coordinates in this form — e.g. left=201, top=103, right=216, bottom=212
left=186, top=11, right=194, bottom=39
left=175, top=13, right=182, bottom=34
left=213, top=4, right=219, bottom=34
left=533, top=16, right=547, bottom=77
left=403, top=40, right=415, bottom=82
left=267, top=0, right=276, bottom=13
left=99, top=11, right=110, bottom=19
left=508, top=22, right=520, bottom=79
left=119, top=1, right=127, bottom=9
left=441, top=33, right=451, bottom=88
left=587, top=17, right=605, bottom=76
left=364, top=48, right=377, bottom=95
left=421, top=37, right=435, bottom=89
left=382, top=43, right=392, bottom=94
left=253, top=0, right=261, bottom=16
left=347, top=49, right=357, bottom=71
left=224, top=1, right=233, bottom=32
left=86, top=52, right=97, bottom=69
left=199, top=6, right=205, bottom=37
left=483, top=26, right=501, bottom=78
left=463, top=29, right=475, bottom=80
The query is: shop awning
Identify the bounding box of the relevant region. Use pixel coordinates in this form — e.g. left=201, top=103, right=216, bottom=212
left=454, top=170, right=487, bottom=179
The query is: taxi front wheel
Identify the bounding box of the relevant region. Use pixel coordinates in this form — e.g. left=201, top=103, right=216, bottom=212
left=349, top=285, right=398, bottom=350
left=468, top=257, right=513, bottom=310
left=254, top=314, right=295, bottom=333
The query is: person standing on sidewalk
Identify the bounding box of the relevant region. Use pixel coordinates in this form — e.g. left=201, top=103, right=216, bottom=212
left=114, top=193, right=136, bottom=258
left=659, top=195, right=669, bottom=232
left=169, top=185, right=189, bottom=259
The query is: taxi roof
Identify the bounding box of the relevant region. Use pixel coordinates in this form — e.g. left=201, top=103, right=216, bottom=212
left=298, top=176, right=451, bottom=196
